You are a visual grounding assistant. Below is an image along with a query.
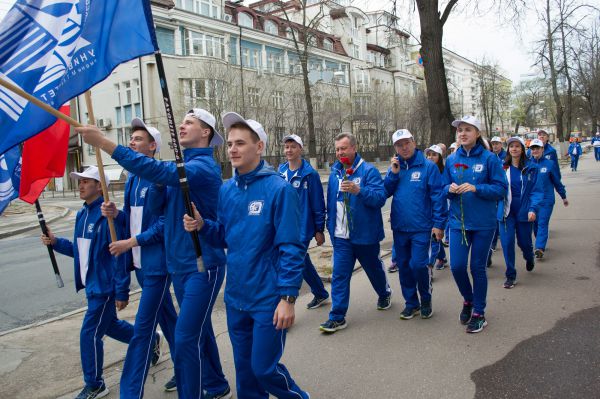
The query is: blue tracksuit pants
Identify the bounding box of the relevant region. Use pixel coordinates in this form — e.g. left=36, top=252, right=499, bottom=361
left=499, top=214, right=534, bottom=280
left=172, top=267, right=229, bottom=398
left=81, top=294, right=134, bottom=389
left=570, top=155, right=580, bottom=170
left=226, top=307, right=309, bottom=399
left=533, top=202, right=554, bottom=251
left=329, top=237, right=391, bottom=321
left=394, top=231, right=433, bottom=309
left=302, top=241, right=329, bottom=300
left=449, top=229, right=495, bottom=316
left=120, top=272, right=178, bottom=399
left=595, top=146, right=600, bottom=161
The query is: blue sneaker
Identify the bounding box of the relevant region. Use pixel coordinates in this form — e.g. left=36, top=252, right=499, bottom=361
left=466, top=313, right=487, bottom=333
left=420, top=302, right=433, bottom=319
left=460, top=301, right=473, bottom=325
left=204, top=386, right=232, bottom=399
left=151, top=330, right=164, bottom=366
left=319, top=319, right=347, bottom=333
left=164, top=375, right=176, bottom=392
left=74, top=384, right=109, bottom=399
left=399, top=306, right=420, bottom=320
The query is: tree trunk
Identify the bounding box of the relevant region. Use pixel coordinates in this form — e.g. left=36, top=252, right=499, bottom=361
left=300, top=52, right=317, bottom=158
left=546, top=0, right=565, bottom=143
left=559, top=12, right=573, bottom=137
left=416, top=0, right=456, bottom=145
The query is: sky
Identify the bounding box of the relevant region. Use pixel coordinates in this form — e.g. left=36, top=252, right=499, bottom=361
left=0, top=0, right=539, bottom=83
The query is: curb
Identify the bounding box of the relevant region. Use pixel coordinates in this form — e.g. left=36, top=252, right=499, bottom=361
left=0, top=207, right=70, bottom=239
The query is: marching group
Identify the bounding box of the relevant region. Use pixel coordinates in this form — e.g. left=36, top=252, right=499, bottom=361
left=40, top=109, right=574, bottom=399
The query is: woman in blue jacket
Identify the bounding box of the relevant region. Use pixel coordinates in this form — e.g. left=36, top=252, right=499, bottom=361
left=497, top=137, right=544, bottom=289
left=529, top=139, right=568, bottom=259
left=567, top=139, right=583, bottom=171
left=425, top=144, right=448, bottom=270
left=443, top=116, right=507, bottom=334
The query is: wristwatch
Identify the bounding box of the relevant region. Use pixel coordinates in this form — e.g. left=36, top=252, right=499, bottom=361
left=280, top=295, right=297, bottom=304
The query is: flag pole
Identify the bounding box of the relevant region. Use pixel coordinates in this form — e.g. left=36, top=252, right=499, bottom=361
left=83, top=91, right=118, bottom=243
left=153, top=51, right=205, bottom=273
left=35, top=200, right=64, bottom=288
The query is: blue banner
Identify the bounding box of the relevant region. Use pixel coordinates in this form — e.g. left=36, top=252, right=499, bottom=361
left=0, top=146, right=21, bottom=215
left=0, top=0, right=158, bottom=154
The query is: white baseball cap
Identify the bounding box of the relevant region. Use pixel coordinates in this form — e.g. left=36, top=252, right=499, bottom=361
left=70, top=166, right=110, bottom=186
left=187, top=108, right=224, bottom=147
left=131, top=118, right=162, bottom=152
left=450, top=142, right=458, bottom=149
left=490, top=136, right=502, bottom=143
left=506, top=136, right=525, bottom=147
left=392, top=129, right=413, bottom=144
left=529, top=138, right=544, bottom=148
left=426, top=144, right=443, bottom=155
left=282, top=134, right=303, bottom=147
left=452, top=115, right=481, bottom=131
left=536, top=129, right=549, bottom=136
left=222, top=112, right=268, bottom=154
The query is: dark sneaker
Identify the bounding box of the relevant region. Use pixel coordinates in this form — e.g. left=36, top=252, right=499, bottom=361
left=399, top=306, right=420, bottom=320
left=466, top=314, right=487, bottom=333
left=74, top=384, right=109, bottom=399
left=535, top=249, right=544, bottom=259
left=442, top=240, right=449, bottom=247
left=460, top=301, right=473, bottom=325
left=151, top=330, right=164, bottom=366
left=421, top=302, right=433, bottom=319
left=164, top=375, right=177, bottom=392
left=388, top=263, right=398, bottom=273
left=377, top=292, right=392, bottom=310
left=526, top=259, right=535, bottom=272
left=503, top=279, right=516, bottom=289
left=434, top=259, right=447, bottom=270
left=486, top=253, right=493, bottom=267
left=319, top=319, right=347, bottom=333
left=204, top=386, right=232, bottom=399
left=306, top=296, right=328, bottom=309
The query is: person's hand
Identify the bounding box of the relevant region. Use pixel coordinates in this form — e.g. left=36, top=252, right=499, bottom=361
left=455, top=183, right=477, bottom=194
left=75, top=125, right=105, bottom=147
left=40, top=227, right=57, bottom=246
left=116, top=300, right=129, bottom=311
left=183, top=202, right=204, bottom=232
left=315, top=231, right=325, bottom=246
left=448, top=183, right=460, bottom=194
left=340, top=180, right=360, bottom=195
left=563, top=199, right=569, bottom=207
left=432, top=228, right=444, bottom=241
left=273, top=300, right=295, bottom=330
left=390, top=156, right=400, bottom=174
left=109, top=237, right=137, bottom=256
left=528, top=212, right=536, bottom=222
left=101, top=201, right=118, bottom=219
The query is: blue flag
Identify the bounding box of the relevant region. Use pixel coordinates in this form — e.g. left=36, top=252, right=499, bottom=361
left=0, top=0, right=158, bottom=154
left=0, top=146, right=21, bottom=215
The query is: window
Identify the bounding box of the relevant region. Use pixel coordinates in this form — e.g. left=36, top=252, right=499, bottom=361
left=185, top=30, right=225, bottom=59
left=248, top=87, right=260, bottom=107
left=238, top=12, right=253, bottom=28
left=352, top=44, right=360, bottom=59
left=182, top=78, right=226, bottom=108
left=241, top=46, right=261, bottom=69
left=267, top=51, right=283, bottom=73
left=354, top=70, right=370, bottom=93
left=177, top=0, right=220, bottom=18
left=156, top=27, right=175, bottom=55
left=272, top=91, right=284, bottom=110
left=114, top=80, right=141, bottom=145
left=264, top=20, right=278, bottom=35
left=323, top=39, right=334, bottom=51
left=354, top=95, right=370, bottom=115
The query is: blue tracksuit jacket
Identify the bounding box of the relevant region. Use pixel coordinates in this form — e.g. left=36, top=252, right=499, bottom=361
left=494, top=149, right=507, bottom=163
left=111, top=145, right=226, bottom=273
left=497, top=161, right=545, bottom=222
left=200, top=161, right=305, bottom=312
left=53, top=196, right=130, bottom=301
left=278, top=159, right=325, bottom=242
left=326, top=153, right=386, bottom=244
left=568, top=142, right=582, bottom=157
left=531, top=157, right=566, bottom=205
left=443, top=144, right=508, bottom=231
left=383, top=149, right=447, bottom=231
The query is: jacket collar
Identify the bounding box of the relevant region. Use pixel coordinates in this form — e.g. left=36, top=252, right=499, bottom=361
left=399, top=149, right=424, bottom=169
left=234, top=160, right=277, bottom=187
left=83, top=196, right=103, bottom=210
left=282, top=158, right=312, bottom=180
left=457, top=143, right=484, bottom=158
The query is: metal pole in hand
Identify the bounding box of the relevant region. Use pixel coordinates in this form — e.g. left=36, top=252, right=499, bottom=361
left=35, top=200, right=64, bottom=288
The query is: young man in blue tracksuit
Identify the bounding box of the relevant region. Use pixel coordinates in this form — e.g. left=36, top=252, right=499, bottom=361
left=320, top=132, right=392, bottom=333
left=443, top=116, right=507, bottom=333
left=568, top=139, right=583, bottom=171
left=101, top=119, right=178, bottom=397
left=278, top=134, right=329, bottom=309
left=488, top=136, right=506, bottom=261
left=42, top=166, right=134, bottom=399
left=537, top=129, right=561, bottom=177
left=184, top=112, right=309, bottom=399
left=384, top=129, right=446, bottom=320
left=497, top=137, right=545, bottom=288
left=529, top=139, right=568, bottom=259
left=592, top=132, right=600, bottom=161
left=78, top=109, right=231, bottom=399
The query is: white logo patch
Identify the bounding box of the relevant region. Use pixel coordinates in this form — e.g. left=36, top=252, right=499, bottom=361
left=87, top=223, right=94, bottom=234
left=545, top=155, right=551, bottom=160
left=474, top=164, right=484, bottom=172
left=410, top=171, right=421, bottom=181
left=352, top=177, right=361, bottom=186
left=140, top=187, right=148, bottom=198
left=292, top=181, right=301, bottom=188
left=303, top=181, right=308, bottom=189
left=248, top=200, right=264, bottom=216
left=541, top=167, right=548, bottom=173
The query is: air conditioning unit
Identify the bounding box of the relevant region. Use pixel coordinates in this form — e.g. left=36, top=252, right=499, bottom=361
left=224, top=14, right=232, bottom=23
left=97, top=118, right=112, bottom=129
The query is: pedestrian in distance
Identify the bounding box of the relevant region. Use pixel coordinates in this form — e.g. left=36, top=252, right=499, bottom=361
left=278, top=134, right=330, bottom=309
left=319, top=132, right=392, bottom=333
left=100, top=118, right=177, bottom=398
left=536, top=129, right=561, bottom=177
left=591, top=132, right=600, bottom=162
left=529, top=138, right=568, bottom=260
left=425, top=144, right=449, bottom=270
left=41, top=166, right=134, bottom=399
left=567, top=138, right=582, bottom=171
left=443, top=116, right=508, bottom=334
left=497, top=137, right=544, bottom=289
left=183, top=112, right=309, bottom=399
left=384, top=130, right=447, bottom=320
left=77, top=109, right=232, bottom=399
left=488, top=136, right=506, bottom=263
